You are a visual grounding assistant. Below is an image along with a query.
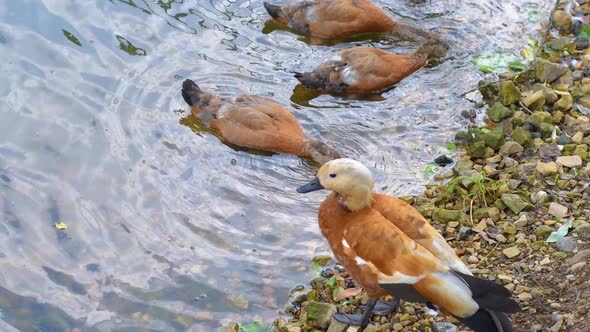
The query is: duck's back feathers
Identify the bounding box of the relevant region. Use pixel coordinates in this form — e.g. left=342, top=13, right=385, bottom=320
left=297, top=46, right=419, bottom=94
left=265, top=0, right=396, bottom=39
left=211, top=95, right=308, bottom=155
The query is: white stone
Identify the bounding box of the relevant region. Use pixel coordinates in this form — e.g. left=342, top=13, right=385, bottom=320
left=556, top=155, right=583, bottom=168
left=548, top=202, right=568, bottom=218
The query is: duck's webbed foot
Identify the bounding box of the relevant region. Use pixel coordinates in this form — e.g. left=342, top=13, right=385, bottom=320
left=332, top=298, right=400, bottom=332
left=363, top=297, right=400, bottom=315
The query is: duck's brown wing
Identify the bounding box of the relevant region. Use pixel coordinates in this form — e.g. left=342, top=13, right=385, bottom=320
left=338, top=47, right=416, bottom=93
left=210, top=95, right=308, bottom=155
left=337, top=212, right=482, bottom=318
left=371, top=193, right=471, bottom=274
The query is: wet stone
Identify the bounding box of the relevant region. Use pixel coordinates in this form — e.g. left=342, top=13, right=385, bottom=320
left=434, top=155, right=453, bottom=166
left=557, top=134, right=572, bottom=145
left=556, top=236, right=577, bottom=252
left=432, top=322, right=458, bottom=332
left=552, top=10, right=573, bottom=33
left=575, top=37, right=589, bottom=50
left=572, top=70, right=584, bottom=81
left=538, top=144, right=561, bottom=160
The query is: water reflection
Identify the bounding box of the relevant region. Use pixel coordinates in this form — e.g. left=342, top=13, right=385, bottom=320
left=0, top=0, right=552, bottom=330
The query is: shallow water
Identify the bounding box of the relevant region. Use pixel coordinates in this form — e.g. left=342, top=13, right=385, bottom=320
left=0, top=0, right=552, bottom=330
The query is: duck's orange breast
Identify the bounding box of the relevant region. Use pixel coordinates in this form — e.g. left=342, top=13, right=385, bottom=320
left=210, top=95, right=309, bottom=156
left=308, top=0, right=396, bottom=39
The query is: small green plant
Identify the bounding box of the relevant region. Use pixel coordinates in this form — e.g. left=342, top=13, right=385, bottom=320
left=443, top=172, right=509, bottom=207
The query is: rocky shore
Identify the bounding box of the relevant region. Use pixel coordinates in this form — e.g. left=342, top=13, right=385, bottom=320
left=226, top=1, right=590, bottom=331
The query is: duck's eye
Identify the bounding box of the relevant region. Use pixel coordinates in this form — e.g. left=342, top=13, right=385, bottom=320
left=329, top=173, right=337, bottom=178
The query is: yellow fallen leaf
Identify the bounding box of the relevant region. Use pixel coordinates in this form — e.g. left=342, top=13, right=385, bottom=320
left=55, top=222, right=68, bottom=230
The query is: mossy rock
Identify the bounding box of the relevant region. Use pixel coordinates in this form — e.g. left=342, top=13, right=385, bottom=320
left=534, top=58, right=567, bottom=83
left=487, top=102, right=514, bottom=122
left=307, top=301, right=336, bottom=329
left=433, top=209, right=466, bottom=224
left=554, top=94, right=573, bottom=112
left=469, top=141, right=488, bottom=158
left=483, top=128, right=505, bottom=150
left=527, top=111, right=553, bottom=129
left=512, top=111, right=528, bottom=126
left=511, top=127, right=532, bottom=146
left=498, top=80, right=521, bottom=105
left=539, top=123, right=555, bottom=139
left=312, top=255, right=332, bottom=266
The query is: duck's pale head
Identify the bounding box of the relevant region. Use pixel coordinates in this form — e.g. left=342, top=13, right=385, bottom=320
left=297, top=158, right=375, bottom=211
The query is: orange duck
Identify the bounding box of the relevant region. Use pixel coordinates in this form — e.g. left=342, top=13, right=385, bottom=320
left=297, top=158, right=521, bottom=331
left=181, top=79, right=340, bottom=164
left=263, top=0, right=433, bottom=41
left=294, top=38, right=448, bottom=94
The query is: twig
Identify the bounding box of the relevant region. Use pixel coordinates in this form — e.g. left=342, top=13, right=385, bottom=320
left=459, top=77, right=514, bottom=100
left=469, top=197, right=475, bottom=226
left=476, top=242, right=500, bottom=267
left=519, top=101, right=534, bottom=114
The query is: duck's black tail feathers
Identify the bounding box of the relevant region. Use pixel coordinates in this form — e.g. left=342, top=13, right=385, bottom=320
left=453, top=271, right=521, bottom=332
left=263, top=2, right=283, bottom=19
left=459, top=309, right=513, bottom=332
left=181, top=79, right=203, bottom=107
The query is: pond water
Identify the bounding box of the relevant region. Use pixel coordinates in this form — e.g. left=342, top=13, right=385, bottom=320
left=0, top=0, right=552, bottom=331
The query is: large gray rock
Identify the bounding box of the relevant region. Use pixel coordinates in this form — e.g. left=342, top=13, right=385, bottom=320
left=556, top=236, right=577, bottom=252
left=534, top=59, right=567, bottom=83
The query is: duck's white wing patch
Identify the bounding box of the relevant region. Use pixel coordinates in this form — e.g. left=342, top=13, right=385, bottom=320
left=354, top=256, right=368, bottom=265
left=341, top=67, right=359, bottom=85
left=378, top=271, right=425, bottom=284
left=330, top=54, right=343, bottom=62
left=342, top=239, right=350, bottom=248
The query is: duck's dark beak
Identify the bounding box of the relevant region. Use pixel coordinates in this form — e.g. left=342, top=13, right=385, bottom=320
left=297, top=177, right=324, bottom=193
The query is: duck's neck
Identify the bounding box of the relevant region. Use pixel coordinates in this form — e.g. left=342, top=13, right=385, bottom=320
left=302, top=139, right=341, bottom=165
left=192, top=93, right=224, bottom=126
left=387, top=22, right=433, bottom=41
left=336, top=188, right=373, bottom=212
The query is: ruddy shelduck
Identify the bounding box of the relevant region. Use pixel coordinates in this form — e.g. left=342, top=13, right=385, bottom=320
left=297, top=158, right=521, bottom=331
left=263, top=0, right=433, bottom=41
left=295, top=38, right=448, bottom=94
left=181, top=79, right=340, bottom=164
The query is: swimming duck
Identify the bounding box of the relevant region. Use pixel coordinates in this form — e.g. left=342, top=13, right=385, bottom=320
left=263, top=0, right=432, bottom=41
left=295, top=38, right=448, bottom=94
left=181, top=79, right=340, bottom=164
left=297, top=158, right=521, bottom=331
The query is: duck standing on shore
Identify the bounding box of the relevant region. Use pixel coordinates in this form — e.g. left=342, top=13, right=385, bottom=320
left=297, top=158, right=521, bottom=331
left=181, top=79, right=341, bottom=164
left=263, top=0, right=433, bottom=41
left=294, top=38, right=448, bottom=94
